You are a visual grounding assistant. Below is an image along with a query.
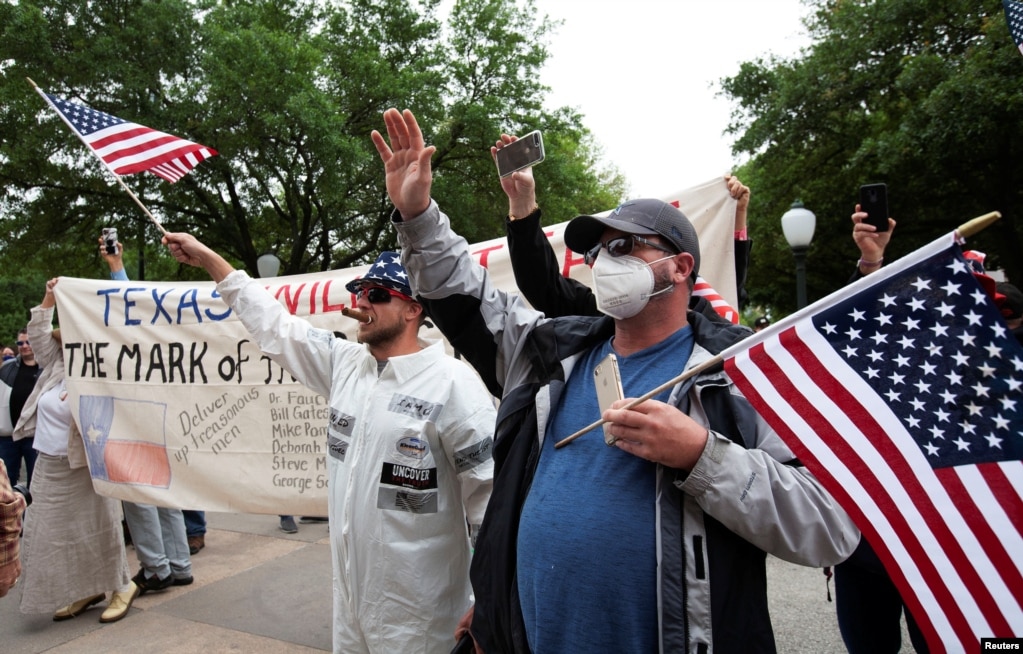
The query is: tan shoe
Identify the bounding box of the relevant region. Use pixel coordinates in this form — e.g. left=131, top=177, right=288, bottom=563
left=53, top=593, right=105, bottom=621
left=99, top=581, right=139, bottom=623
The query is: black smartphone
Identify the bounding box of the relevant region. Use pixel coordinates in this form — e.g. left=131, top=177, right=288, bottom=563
left=495, top=131, right=545, bottom=178
left=858, top=183, right=889, bottom=232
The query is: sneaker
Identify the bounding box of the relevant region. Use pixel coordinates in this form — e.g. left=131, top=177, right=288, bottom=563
left=132, top=568, right=173, bottom=595
left=279, top=515, right=298, bottom=534
left=187, top=534, right=205, bottom=555
left=99, top=582, right=139, bottom=623
left=299, top=516, right=328, bottom=523
left=53, top=593, right=105, bottom=621
left=171, top=575, right=194, bottom=587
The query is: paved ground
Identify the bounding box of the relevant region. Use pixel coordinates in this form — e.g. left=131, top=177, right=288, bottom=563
left=1, top=511, right=909, bottom=653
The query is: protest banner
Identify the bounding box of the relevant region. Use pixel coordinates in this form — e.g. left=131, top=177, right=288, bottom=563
left=54, top=177, right=736, bottom=514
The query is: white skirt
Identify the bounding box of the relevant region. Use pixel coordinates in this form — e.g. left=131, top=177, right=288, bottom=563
left=19, top=453, right=130, bottom=614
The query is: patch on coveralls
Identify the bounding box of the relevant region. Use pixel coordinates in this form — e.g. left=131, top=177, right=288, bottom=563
left=387, top=393, right=443, bottom=422
left=395, top=435, right=430, bottom=460
left=327, top=409, right=355, bottom=461
left=454, top=437, right=494, bottom=473
left=377, top=462, right=438, bottom=513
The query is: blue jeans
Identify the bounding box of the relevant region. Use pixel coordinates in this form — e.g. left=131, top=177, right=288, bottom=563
left=122, top=502, right=192, bottom=579
left=835, top=539, right=929, bottom=653
left=0, top=436, right=37, bottom=487
left=182, top=509, right=206, bottom=537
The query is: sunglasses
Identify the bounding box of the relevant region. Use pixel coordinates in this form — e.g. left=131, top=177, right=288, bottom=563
left=584, top=234, right=677, bottom=266
left=16, top=340, right=29, bottom=347
left=356, top=286, right=412, bottom=304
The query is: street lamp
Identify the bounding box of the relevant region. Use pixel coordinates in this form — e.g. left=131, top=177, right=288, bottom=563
left=256, top=252, right=281, bottom=279
left=781, top=200, right=816, bottom=309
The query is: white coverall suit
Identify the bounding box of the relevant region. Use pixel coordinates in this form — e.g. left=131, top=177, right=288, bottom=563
left=219, top=271, right=496, bottom=654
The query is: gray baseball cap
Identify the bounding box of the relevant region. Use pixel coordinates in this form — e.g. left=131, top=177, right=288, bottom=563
left=564, top=198, right=701, bottom=276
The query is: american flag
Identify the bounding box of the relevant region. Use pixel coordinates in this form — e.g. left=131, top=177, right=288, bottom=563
left=1006, top=0, right=1023, bottom=56
left=693, top=275, right=739, bottom=324
left=722, top=234, right=1023, bottom=652
left=39, top=91, right=217, bottom=183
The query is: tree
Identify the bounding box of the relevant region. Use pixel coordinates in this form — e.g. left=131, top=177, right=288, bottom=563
left=721, top=0, right=1023, bottom=315
left=0, top=0, right=625, bottom=293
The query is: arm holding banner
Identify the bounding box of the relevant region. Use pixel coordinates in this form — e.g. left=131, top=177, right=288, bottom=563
left=726, top=174, right=752, bottom=310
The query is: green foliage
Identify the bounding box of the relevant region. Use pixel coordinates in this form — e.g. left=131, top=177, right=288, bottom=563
left=722, top=0, right=1023, bottom=318
left=0, top=0, right=624, bottom=285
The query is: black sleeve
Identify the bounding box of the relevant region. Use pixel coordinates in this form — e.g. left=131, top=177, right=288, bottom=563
left=505, top=209, right=600, bottom=318
left=734, top=238, right=752, bottom=310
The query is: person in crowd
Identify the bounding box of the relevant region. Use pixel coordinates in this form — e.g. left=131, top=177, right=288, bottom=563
left=17, top=278, right=138, bottom=623
left=1, top=346, right=14, bottom=362
left=996, top=281, right=1023, bottom=345
left=753, top=316, right=770, bottom=331
left=0, top=459, right=26, bottom=598
left=160, top=234, right=496, bottom=654
left=0, top=329, right=42, bottom=487
left=278, top=514, right=298, bottom=534
left=499, top=138, right=752, bottom=324
left=99, top=238, right=194, bottom=594
left=373, top=107, right=858, bottom=653
left=182, top=510, right=206, bottom=554
left=833, top=206, right=929, bottom=653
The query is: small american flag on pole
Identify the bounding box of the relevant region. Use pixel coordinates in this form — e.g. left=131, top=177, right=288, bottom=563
left=37, top=89, right=217, bottom=183
left=1005, top=0, right=1023, bottom=56
left=723, top=233, right=1022, bottom=652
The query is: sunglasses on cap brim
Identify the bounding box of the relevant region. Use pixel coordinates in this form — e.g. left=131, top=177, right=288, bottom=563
left=356, top=285, right=413, bottom=304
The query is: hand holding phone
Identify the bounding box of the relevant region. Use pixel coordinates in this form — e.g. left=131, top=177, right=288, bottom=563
left=858, top=183, right=889, bottom=232
left=101, top=227, right=119, bottom=255
left=594, top=353, right=624, bottom=446
left=495, top=131, right=545, bottom=178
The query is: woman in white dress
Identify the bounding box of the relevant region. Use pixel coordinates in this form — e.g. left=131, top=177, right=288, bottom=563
left=16, top=277, right=138, bottom=623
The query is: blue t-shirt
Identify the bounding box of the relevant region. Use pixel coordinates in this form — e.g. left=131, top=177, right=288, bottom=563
left=517, top=325, right=695, bottom=652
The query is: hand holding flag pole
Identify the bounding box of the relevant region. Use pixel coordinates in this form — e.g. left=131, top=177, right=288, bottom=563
left=27, top=78, right=219, bottom=236
left=555, top=210, right=1003, bottom=451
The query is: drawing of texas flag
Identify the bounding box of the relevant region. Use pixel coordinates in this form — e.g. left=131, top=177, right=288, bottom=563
left=79, top=395, right=172, bottom=488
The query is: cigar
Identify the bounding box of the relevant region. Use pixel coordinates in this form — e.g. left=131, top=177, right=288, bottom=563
left=342, top=307, right=372, bottom=323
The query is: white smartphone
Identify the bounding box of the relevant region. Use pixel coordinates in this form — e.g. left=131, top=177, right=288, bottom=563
left=495, top=130, right=545, bottom=178
left=593, top=352, right=623, bottom=446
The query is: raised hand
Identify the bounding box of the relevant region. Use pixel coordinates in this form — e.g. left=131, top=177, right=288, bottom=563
left=370, top=108, right=436, bottom=219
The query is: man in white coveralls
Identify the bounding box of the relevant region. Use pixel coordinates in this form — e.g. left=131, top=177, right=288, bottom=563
left=161, top=234, right=496, bottom=654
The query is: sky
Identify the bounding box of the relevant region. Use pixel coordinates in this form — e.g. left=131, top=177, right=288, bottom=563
left=534, top=0, right=814, bottom=198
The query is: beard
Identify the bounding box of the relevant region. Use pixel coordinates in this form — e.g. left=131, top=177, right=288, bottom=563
left=649, top=261, right=677, bottom=299
left=358, top=312, right=405, bottom=348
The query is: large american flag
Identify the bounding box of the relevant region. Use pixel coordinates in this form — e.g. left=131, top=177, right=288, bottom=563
left=39, top=91, right=217, bottom=183
left=1006, top=0, right=1023, bottom=56
left=723, top=234, right=1023, bottom=652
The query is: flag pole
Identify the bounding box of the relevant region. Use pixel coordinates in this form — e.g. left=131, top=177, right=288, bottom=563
left=954, top=211, right=1001, bottom=240
left=26, top=78, right=168, bottom=236
left=554, top=354, right=724, bottom=449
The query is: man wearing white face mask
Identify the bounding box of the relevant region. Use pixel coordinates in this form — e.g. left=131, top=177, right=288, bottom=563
left=373, top=108, right=858, bottom=654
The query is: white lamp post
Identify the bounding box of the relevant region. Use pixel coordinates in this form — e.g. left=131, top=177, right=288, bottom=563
left=781, top=200, right=816, bottom=309
left=256, top=252, right=281, bottom=279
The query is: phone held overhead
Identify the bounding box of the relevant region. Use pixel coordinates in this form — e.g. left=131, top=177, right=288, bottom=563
left=859, top=183, right=889, bottom=232
left=495, top=130, right=545, bottom=178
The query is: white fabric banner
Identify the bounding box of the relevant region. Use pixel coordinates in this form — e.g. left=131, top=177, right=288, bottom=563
left=54, top=178, right=735, bottom=514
